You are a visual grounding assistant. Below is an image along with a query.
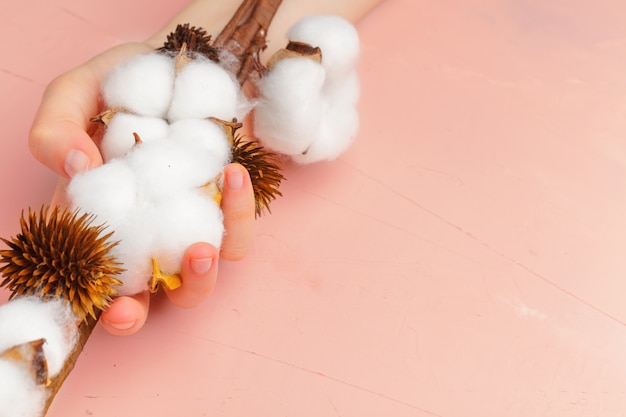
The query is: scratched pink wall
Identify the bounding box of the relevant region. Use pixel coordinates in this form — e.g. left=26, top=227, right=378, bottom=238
left=2, top=0, right=626, bottom=416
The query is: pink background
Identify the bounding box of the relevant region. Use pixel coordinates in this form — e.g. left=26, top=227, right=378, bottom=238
left=2, top=0, right=626, bottom=416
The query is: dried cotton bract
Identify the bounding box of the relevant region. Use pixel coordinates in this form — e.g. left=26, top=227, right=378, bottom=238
left=254, top=15, right=361, bottom=163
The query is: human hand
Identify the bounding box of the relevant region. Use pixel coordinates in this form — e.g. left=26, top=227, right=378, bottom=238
left=30, top=43, right=256, bottom=336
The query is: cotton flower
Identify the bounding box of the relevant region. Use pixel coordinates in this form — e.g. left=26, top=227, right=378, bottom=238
left=254, top=58, right=326, bottom=155
left=0, top=298, right=77, bottom=378
left=167, top=57, right=243, bottom=122
left=67, top=158, right=139, bottom=226
left=68, top=50, right=235, bottom=296
left=0, top=298, right=78, bottom=417
left=254, top=15, right=361, bottom=163
left=288, top=15, right=360, bottom=79
left=102, top=53, right=175, bottom=117
left=100, top=113, right=169, bottom=161
left=0, top=359, right=46, bottom=417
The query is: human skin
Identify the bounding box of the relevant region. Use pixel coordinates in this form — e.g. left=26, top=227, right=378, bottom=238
left=29, top=0, right=382, bottom=335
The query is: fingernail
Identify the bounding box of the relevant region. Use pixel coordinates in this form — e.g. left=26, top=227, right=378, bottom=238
left=191, top=257, right=213, bottom=275
left=226, top=168, right=244, bottom=191
left=103, top=319, right=137, bottom=331
left=64, top=149, right=90, bottom=177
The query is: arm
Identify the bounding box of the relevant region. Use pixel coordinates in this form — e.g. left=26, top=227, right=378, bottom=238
left=145, top=0, right=382, bottom=53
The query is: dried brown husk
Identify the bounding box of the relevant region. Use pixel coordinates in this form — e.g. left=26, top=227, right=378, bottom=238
left=0, top=339, right=48, bottom=386
left=265, top=41, right=322, bottom=70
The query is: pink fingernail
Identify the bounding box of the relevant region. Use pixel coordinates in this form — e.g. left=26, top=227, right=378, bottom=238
left=191, top=257, right=213, bottom=275
left=227, top=168, right=244, bottom=191
left=103, top=319, right=137, bottom=331
left=64, top=149, right=90, bottom=177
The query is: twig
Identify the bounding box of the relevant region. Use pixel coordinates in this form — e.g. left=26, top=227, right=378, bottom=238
left=213, top=0, right=283, bottom=84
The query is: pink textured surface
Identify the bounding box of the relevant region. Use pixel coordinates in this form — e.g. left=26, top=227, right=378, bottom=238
left=2, top=0, right=626, bottom=416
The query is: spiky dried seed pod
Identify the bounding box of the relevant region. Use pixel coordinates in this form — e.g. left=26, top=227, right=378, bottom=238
left=159, top=23, right=221, bottom=62
left=0, top=207, right=123, bottom=320
left=231, top=134, right=284, bottom=216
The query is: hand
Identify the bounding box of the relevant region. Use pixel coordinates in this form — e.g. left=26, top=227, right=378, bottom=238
left=99, top=163, right=254, bottom=335
left=30, top=43, right=256, bottom=336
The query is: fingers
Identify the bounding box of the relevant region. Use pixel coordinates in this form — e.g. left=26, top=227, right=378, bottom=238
left=29, top=68, right=104, bottom=178
left=164, top=242, right=220, bottom=308
left=162, top=165, right=256, bottom=308
left=220, top=163, right=256, bottom=261
left=30, top=43, right=153, bottom=178
left=100, top=242, right=220, bottom=335
left=99, top=242, right=219, bottom=334
left=100, top=291, right=150, bottom=336
left=164, top=164, right=255, bottom=308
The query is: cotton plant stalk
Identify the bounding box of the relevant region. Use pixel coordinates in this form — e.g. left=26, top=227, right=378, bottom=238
left=0, top=0, right=362, bottom=414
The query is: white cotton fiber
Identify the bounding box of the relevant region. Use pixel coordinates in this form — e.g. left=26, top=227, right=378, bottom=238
left=68, top=158, right=138, bottom=226
left=254, top=15, right=361, bottom=164
left=102, top=53, right=175, bottom=117
left=254, top=58, right=326, bottom=155
left=0, top=297, right=78, bottom=378
left=0, top=359, right=47, bottom=417
left=324, top=70, right=360, bottom=105
left=150, top=192, right=224, bottom=274
left=287, top=15, right=360, bottom=78
left=291, top=103, right=359, bottom=164
left=126, top=139, right=216, bottom=201
left=169, top=119, right=231, bottom=166
left=100, top=113, right=170, bottom=161
left=102, top=192, right=223, bottom=295
left=105, top=209, right=156, bottom=296
left=168, top=58, right=240, bottom=121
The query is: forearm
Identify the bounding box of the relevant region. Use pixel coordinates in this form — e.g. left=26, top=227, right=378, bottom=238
left=145, top=0, right=382, bottom=54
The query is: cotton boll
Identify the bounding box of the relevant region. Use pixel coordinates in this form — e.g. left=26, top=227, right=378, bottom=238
left=112, top=193, right=224, bottom=289
left=254, top=58, right=326, bottom=155
left=256, top=19, right=361, bottom=164
left=169, top=119, right=231, bottom=167
left=289, top=72, right=360, bottom=163
left=0, top=298, right=78, bottom=378
left=291, top=103, right=359, bottom=164
left=101, top=113, right=170, bottom=161
left=287, top=15, right=360, bottom=78
left=106, top=209, right=156, bottom=295
left=68, top=158, right=138, bottom=226
left=150, top=192, right=224, bottom=274
left=323, top=69, right=360, bottom=105
left=0, top=359, right=46, bottom=417
left=126, top=139, right=220, bottom=201
left=102, top=53, right=175, bottom=117
left=168, top=58, right=240, bottom=122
